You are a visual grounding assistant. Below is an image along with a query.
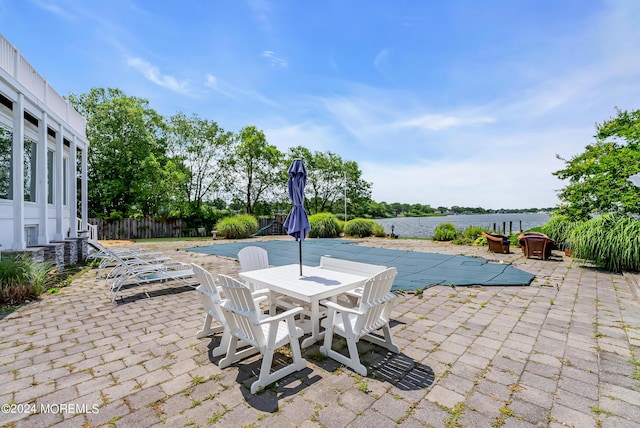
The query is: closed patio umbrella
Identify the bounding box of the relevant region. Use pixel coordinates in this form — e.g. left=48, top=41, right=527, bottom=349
left=283, top=159, right=311, bottom=276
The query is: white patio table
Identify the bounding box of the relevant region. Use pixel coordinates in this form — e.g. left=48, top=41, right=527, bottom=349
left=238, top=264, right=368, bottom=348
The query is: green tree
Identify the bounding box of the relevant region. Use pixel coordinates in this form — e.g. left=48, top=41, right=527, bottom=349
left=67, top=88, right=172, bottom=217
left=286, top=146, right=372, bottom=216
left=166, top=113, right=232, bottom=211
left=222, top=126, right=283, bottom=214
left=553, top=108, right=640, bottom=220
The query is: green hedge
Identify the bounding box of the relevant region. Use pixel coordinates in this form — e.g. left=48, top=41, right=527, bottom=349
left=216, top=214, right=259, bottom=239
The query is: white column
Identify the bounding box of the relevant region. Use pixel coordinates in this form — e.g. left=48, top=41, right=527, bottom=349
left=11, top=93, right=25, bottom=250
left=54, top=123, right=64, bottom=240
left=81, top=145, right=88, bottom=231
left=37, top=111, right=49, bottom=244
left=69, top=135, right=77, bottom=238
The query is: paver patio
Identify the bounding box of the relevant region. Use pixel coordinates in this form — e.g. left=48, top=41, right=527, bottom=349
left=1, top=237, right=639, bottom=427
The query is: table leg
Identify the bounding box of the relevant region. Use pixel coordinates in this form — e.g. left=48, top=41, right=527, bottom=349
left=301, top=299, right=321, bottom=348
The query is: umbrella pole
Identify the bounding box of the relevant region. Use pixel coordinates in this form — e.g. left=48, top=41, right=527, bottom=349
left=299, top=239, right=303, bottom=276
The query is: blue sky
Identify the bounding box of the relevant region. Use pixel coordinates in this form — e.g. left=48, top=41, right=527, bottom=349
left=2, top=0, right=639, bottom=209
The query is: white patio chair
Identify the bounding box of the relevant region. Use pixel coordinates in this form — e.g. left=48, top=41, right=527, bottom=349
left=217, top=274, right=307, bottom=394
left=238, top=246, right=303, bottom=317
left=319, top=267, right=399, bottom=376
left=318, top=256, right=387, bottom=305
left=192, top=264, right=263, bottom=360
left=238, top=246, right=270, bottom=280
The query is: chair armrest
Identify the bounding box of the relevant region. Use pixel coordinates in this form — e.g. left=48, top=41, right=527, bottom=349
left=251, top=288, right=271, bottom=297
left=320, top=299, right=365, bottom=316
left=256, top=306, right=304, bottom=325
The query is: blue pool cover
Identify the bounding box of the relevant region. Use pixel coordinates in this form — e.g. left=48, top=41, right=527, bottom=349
left=186, top=239, right=534, bottom=291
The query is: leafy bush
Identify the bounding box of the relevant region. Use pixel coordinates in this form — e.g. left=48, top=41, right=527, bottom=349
left=309, top=213, right=342, bottom=238
left=0, top=255, right=54, bottom=304
left=569, top=213, right=640, bottom=272
left=540, top=215, right=580, bottom=245
left=453, top=225, right=488, bottom=245
left=344, top=218, right=384, bottom=237
left=216, top=214, right=259, bottom=239
left=433, top=223, right=458, bottom=241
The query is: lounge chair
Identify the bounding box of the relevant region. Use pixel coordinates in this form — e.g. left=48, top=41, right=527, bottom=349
left=482, top=232, right=510, bottom=254
left=107, top=252, right=194, bottom=302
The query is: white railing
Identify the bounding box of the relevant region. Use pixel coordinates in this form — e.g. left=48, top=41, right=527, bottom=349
left=0, top=34, right=86, bottom=136
left=77, top=218, right=98, bottom=243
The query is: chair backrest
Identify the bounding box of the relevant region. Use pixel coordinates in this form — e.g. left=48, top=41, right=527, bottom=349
left=356, top=267, right=398, bottom=335
left=217, top=274, right=264, bottom=347
left=191, top=264, right=225, bottom=321
left=238, top=246, right=269, bottom=272
left=319, top=256, right=387, bottom=278
left=525, top=236, right=548, bottom=258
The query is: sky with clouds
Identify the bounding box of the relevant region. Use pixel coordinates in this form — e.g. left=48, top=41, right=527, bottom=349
left=2, top=0, right=639, bottom=209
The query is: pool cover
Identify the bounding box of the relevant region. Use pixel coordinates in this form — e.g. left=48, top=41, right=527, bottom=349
left=186, top=239, right=534, bottom=291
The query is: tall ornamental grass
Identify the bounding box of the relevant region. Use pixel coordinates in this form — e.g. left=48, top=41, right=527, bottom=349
left=0, top=255, right=54, bottom=304
left=541, top=215, right=580, bottom=245
left=308, top=213, right=342, bottom=238
left=344, top=218, right=385, bottom=237
left=569, top=213, right=640, bottom=272
left=216, top=214, right=259, bottom=239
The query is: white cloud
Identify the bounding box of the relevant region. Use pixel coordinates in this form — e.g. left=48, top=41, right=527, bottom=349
left=127, top=57, right=192, bottom=95
left=260, top=50, right=288, bottom=67
left=395, top=114, right=496, bottom=131
left=373, top=48, right=390, bottom=74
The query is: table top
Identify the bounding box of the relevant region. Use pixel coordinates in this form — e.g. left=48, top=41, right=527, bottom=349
left=238, top=264, right=368, bottom=303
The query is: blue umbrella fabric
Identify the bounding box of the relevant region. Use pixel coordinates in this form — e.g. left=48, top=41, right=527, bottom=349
left=283, top=159, right=311, bottom=275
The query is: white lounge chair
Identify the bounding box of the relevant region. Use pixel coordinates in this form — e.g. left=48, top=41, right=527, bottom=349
left=319, top=267, right=399, bottom=376
left=217, top=274, right=307, bottom=394
left=107, top=252, right=194, bottom=302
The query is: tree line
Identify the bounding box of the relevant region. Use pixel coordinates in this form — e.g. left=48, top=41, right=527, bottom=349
left=68, top=88, right=640, bottom=227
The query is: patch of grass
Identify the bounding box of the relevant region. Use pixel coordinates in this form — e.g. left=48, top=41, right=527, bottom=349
left=357, top=380, right=369, bottom=393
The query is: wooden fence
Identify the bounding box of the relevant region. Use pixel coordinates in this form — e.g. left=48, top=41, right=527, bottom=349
left=90, top=215, right=289, bottom=240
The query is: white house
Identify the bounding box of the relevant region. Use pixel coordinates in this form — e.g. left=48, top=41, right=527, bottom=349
left=0, top=34, right=90, bottom=259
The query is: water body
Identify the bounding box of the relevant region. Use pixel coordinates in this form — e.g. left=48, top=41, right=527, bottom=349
left=376, top=212, right=551, bottom=238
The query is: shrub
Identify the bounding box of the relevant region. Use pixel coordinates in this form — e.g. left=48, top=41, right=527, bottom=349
left=216, top=214, right=259, bottom=239
left=309, top=213, right=342, bottom=238
left=453, top=225, right=488, bottom=245
left=433, top=222, right=458, bottom=241
left=569, top=213, right=640, bottom=272
left=0, top=255, right=54, bottom=304
left=372, top=222, right=386, bottom=237
left=344, top=218, right=383, bottom=238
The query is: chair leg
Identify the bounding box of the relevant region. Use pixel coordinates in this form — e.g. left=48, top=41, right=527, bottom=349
left=362, top=325, right=400, bottom=354
left=218, top=337, right=239, bottom=369
left=196, top=314, right=223, bottom=339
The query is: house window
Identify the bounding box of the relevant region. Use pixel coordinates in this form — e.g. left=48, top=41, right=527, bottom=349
left=24, top=139, right=37, bottom=202
left=47, top=149, right=55, bottom=204
left=63, top=157, right=68, bottom=205
left=0, top=127, right=12, bottom=200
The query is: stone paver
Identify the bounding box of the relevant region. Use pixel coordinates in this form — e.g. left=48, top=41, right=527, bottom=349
left=1, top=236, right=640, bottom=427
